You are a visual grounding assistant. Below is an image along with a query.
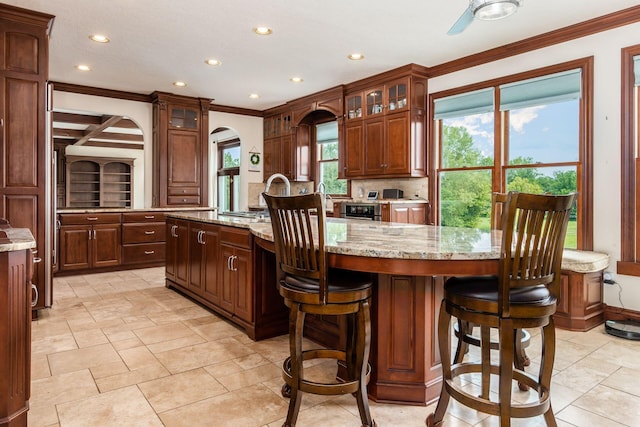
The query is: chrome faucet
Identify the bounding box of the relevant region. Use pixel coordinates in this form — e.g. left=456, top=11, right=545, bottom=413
left=316, top=181, right=331, bottom=206
left=259, top=173, right=291, bottom=206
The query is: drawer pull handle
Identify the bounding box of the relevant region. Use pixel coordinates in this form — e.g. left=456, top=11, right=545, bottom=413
left=33, top=257, right=42, bottom=264
left=145, top=231, right=156, bottom=235
left=144, top=215, right=155, bottom=219
left=144, top=250, right=155, bottom=255
left=171, top=225, right=178, bottom=238
left=87, top=217, right=98, bottom=221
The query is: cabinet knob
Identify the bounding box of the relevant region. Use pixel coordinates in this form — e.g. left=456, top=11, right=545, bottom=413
left=183, top=199, right=187, bottom=202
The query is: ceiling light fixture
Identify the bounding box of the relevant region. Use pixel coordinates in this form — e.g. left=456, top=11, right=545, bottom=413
left=89, top=34, right=110, bottom=43
left=75, top=64, right=92, bottom=71
left=253, top=26, right=272, bottom=35
left=472, top=0, right=520, bottom=21
left=205, top=58, right=222, bottom=66
left=249, top=93, right=260, bottom=99
left=348, top=53, right=364, bottom=60
left=289, top=77, right=303, bottom=83
left=173, top=81, right=187, bottom=87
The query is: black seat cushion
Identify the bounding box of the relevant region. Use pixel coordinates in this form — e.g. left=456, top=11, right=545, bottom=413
left=282, top=268, right=373, bottom=293
left=445, top=275, right=552, bottom=305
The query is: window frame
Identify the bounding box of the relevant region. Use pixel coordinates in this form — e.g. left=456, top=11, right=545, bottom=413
left=313, top=118, right=349, bottom=197
left=217, top=138, right=240, bottom=211
left=618, top=44, right=640, bottom=275
left=429, top=57, right=593, bottom=249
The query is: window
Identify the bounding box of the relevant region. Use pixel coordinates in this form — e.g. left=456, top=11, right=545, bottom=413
left=217, top=139, right=240, bottom=212
left=431, top=59, right=593, bottom=249
left=315, top=121, right=347, bottom=195
left=618, top=46, right=640, bottom=275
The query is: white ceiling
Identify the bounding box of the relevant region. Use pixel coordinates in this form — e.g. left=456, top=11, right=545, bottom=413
left=6, top=0, right=640, bottom=111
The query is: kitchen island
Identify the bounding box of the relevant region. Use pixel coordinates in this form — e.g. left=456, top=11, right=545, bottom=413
left=166, top=211, right=502, bottom=405
left=165, top=211, right=608, bottom=406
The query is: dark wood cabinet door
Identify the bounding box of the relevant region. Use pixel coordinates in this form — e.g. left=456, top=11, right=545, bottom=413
left=344, top=122, right=364, bottom=177
left=385, top=112, right=410, bottom=175
left=408, top=205, right=427, bottom=224
left=167, top=130, right=200, bottom=189
left=174, top=221, right=189, bottom=287
left=233, top=247, right=253, bottom=323
left=202, top=226, right=221, bottom=305
left=364, top=118, right=385, bottom=176
left=281, top=134, right=294, bottom=179
left=0, top=11, right=52, bottom=311
left=220, top=244, right=235, bottom=314
left=92, top=224, right=121, bottom=268
left=188, top=225, right=205, bottom=295
left=59, top=225, right=91, bottom=271
left=165, top=221, right=178, bottom=282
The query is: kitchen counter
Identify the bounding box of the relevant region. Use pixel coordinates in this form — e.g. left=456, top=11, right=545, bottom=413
left=0, top=227, right=36, bottom=252
left=58, top=207, right=217, bottom=214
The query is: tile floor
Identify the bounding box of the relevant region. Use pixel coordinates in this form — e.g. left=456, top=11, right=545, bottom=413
left=28, top=267, right=640, bottom=427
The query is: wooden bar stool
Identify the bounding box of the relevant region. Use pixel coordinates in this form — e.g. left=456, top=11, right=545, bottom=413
left=263, top=192, right=376, bottom=427
left=427, top=191, right=576, bottom=427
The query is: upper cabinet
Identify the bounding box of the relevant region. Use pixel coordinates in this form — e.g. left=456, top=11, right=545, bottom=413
left=343, top=67, right=428, bottom=179
left=263, top=109, right=294, bottom=179
left=152, top=92, right=210, bottom=207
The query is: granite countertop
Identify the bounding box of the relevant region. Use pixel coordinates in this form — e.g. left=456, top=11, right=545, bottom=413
left=335, top=198, right=430, bottom=205
left=0, top=228, right=36, bottom=252
left=166, top=211, right=609, bottom=270
left=58, top=207, right=217, bottom=214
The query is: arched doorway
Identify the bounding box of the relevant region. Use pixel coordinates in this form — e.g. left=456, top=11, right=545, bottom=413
left=211, top=126, right=241, bottom=212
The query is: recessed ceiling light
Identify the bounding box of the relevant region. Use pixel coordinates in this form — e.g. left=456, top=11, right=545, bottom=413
left=249, top=93, right=260, bottom=99
left=290, top=76, right=303, bottom=83
left=205, top=58, right=222, bottom=66
left=75, top=64, right=92, bottom=71
left=173, top=81, right=187, bottom=87
left=253, top=26, right=272, bottom=35
left=348, top=53, right=364, bottom=60
left=89, top=34, right=110, bottom=43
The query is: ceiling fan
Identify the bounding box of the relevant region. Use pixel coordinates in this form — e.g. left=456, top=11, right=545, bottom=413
left=448, top=0, right=523, bottom=35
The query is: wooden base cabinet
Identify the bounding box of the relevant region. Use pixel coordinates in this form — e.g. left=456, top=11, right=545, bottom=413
left=122, top=212, right=166, bottom=266
left=382, top=202, right=428, bottom=224
left=58, top=214, right=121, bottom=271
left=0, top=234, right=34, bottom=427
left=166, top=219, right=288, bottom=341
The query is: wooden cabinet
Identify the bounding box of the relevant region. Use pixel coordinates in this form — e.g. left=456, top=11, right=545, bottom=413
left=0, top=226, right=35, bottom=427
left=166, top=218, right=189, bottom=287
left=220, top=227, right=253, bottom=323
left=187, top=222, right=220, bottom=301
left=152, top=92, right=209, bottom=207
left=121, top=212, right=165, bottom=266
left=342, top=68, right=427, bottom=178
left=263, top=109, right=298, bottom=180
left=66, top=156, right=133, bottom=208
left=0, top=5, right=54, bottom=312
left=58, top=214, right=122, bottom=271
left=382, top=202, right=428, bottom=224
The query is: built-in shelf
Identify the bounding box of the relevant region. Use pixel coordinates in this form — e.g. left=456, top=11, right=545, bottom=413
left=66, top=156, right=134, bottom=208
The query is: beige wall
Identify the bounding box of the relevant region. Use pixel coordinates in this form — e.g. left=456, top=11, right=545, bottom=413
left=429, top=22, right=640, bottom=310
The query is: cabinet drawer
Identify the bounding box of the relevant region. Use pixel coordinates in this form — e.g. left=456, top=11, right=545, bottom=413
left=167, top=187, right=201, bottom=196
left=122, top=223, right=166, bottom=243
left=122, top=243, right=166, bottom=264
left=122, top=212, right=166, bottom=223
left=220, top=227, right=251, bottom=249
left=167, top=195, right=201, bottom=205
left=59, top=213, right=122, bottom=225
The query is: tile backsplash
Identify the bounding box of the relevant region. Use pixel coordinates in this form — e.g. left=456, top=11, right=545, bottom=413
left=248, top=177, right=428, bottom=207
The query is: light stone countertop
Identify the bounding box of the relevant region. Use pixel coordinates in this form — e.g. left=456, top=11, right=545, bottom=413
left=0, top=228, right=36, bottom=252
left=167, top=211, right=609, bottom=271
left=59, top=207, right=216, bottom=214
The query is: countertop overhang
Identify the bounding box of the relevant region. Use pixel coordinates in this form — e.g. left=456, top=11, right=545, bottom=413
left=0, top=228, right=36, bottom=252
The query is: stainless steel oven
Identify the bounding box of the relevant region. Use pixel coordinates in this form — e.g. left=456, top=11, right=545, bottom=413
left=340, top=202, right=382, bottom=221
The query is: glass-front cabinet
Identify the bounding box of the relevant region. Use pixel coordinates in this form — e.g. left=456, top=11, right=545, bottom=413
left=346, top=93, right=363, bottom=120
left=365, top=87, right=384, bottom=116
left=386, top=78, right=409, bottom=112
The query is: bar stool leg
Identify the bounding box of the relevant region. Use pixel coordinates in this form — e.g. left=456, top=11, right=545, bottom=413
left=354, top=300, right=374, bottom=426
left=283, top=304, right=305, bottom=427
left=426, top=300, right=451, bottom=427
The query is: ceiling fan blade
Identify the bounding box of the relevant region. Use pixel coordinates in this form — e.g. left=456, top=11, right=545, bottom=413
left=447, top=6, right=474, bottom=35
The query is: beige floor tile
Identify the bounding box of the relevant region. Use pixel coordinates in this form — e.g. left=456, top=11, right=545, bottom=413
left=94, top=362, right=170, bottom=393
left=30, top=369, right=99, bottom=426
left=154, top=338, right=254, bottom=374
left=557, top=405, right=627, bottom=427
left=160, top=383, right=288, bottom=427
left=56, top=384, right=164, bottom=427
left=216, top=361, right=281, bottom=391
left=133, top=322, right=199, bottom=345
left=146, top=333, right=206, bottom=353
left=573, top=384, right=640, bottom=426
left=89, top=360, right=129, bottom=379
left=31, top=354, right=51, bottom=380
left=138, top=368, right=227, bottom=413
left=72, top=328, right=110, bottom=347
left=590, top=340, right=640, bottom=371
left=118, top=345, right=161, bottom=370
left=601, top=366, right=640, bottom=397
left=189, top=317, right=246, bottom=341
left=31, top=333, right=78, bottom=357
left=47, top=342, right=121, bottom=375
left=31, top=320, right=71, bottom=340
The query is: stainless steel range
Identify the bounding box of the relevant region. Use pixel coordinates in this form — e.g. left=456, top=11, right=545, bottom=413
left=339, top=202, right=382, bottom=221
